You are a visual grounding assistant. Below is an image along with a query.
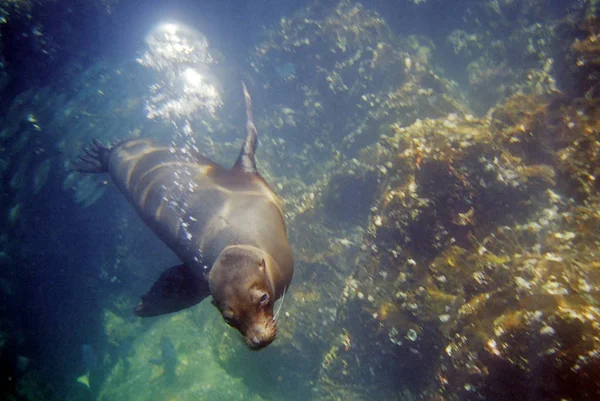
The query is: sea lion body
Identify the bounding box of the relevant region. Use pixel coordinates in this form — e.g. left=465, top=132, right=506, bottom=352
left=73, top=85, right=293, bottom=349
left=108, top=139, right=292, bottom=284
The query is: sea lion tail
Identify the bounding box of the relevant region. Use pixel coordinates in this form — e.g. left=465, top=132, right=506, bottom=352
left=71, top=139, right=113, bottom=173
left=233, top=82, right=258, bottom=174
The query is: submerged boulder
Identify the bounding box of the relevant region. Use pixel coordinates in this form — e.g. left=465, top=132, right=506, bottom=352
left=312, top=90, right=600, bottom=400
left=98, top=303, right=269, bottom=401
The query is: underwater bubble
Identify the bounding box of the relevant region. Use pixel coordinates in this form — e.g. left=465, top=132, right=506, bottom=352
left=406, top=328, right=418, bottom=341
left=138, top=21, right=222, bottom=121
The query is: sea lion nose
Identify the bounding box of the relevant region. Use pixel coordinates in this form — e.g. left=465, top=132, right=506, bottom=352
left=246, top=324, right=276, bottom=350
left=247, top=335, right=274, bottom=350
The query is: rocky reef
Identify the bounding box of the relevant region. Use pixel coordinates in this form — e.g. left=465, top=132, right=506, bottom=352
left=249, top=0, right=468, bottom=173
left=292, top=2, right=600, bottom=399
left=312, top=92, right=600, bottom=400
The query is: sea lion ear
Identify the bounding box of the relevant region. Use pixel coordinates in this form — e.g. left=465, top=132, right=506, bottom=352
left=259, top=258, right=266, bottom=273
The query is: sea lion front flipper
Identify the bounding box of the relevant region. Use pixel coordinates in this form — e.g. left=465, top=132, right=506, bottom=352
left=134, top=264, right=210, bottom=317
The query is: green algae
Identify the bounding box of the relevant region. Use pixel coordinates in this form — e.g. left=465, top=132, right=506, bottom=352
left=99, top=303, right=268, bottom=401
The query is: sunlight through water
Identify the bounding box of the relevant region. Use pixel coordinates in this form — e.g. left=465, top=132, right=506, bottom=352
left=137, top=22, right=222, bottom=121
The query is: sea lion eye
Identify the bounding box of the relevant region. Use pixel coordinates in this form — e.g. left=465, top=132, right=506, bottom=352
left=223, top=310, right=236, bottom=324
left=259, top=293, right=269, bottom=307
left=223, top=315, right=239, bottom=328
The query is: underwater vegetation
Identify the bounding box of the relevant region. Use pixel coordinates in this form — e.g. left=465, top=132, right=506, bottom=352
left=1, top=1, right=600, bottom=401
left=315, top=92, right=600, bottom=400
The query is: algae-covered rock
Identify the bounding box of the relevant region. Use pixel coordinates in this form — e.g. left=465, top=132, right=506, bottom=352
left=103, top=308, right=143, bottom=348
left=491, top=93, right=600, bottom=199
left=313, top=113, right=547, bottom=398
left=249, top=0, right=467, bottom=178
left=99, top=303, right=269, bottom=401
left=312, top=85, right=600, bottom=400
left=435, top=199, right=600, bottom=401
left=435, top=0, right=586, bottom=114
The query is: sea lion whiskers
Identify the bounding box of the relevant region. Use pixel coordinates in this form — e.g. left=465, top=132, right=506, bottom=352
left=273, top=287, right=287, bottom=323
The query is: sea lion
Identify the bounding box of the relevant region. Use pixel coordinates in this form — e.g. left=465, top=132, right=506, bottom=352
left=73, top=83, right=293, bottom=350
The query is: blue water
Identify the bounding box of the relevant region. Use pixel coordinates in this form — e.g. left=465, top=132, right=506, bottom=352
left=1, top=1, right=597, bottom=401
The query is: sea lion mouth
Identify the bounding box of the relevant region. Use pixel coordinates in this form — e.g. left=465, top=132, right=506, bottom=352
left=245, top=335, right=274, bottom=350
left=244, top=320, right=277, bottom=350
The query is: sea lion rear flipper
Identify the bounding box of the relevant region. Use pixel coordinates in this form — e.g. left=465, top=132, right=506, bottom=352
left=71, top=139, right=113, bottom=173
left=232, top=82, right=258, bottom=174
left=133, top=264, right=210, bottom=317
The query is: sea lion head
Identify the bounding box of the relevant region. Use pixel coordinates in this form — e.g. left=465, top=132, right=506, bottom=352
left=209, top=245, right=279, bottom=350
